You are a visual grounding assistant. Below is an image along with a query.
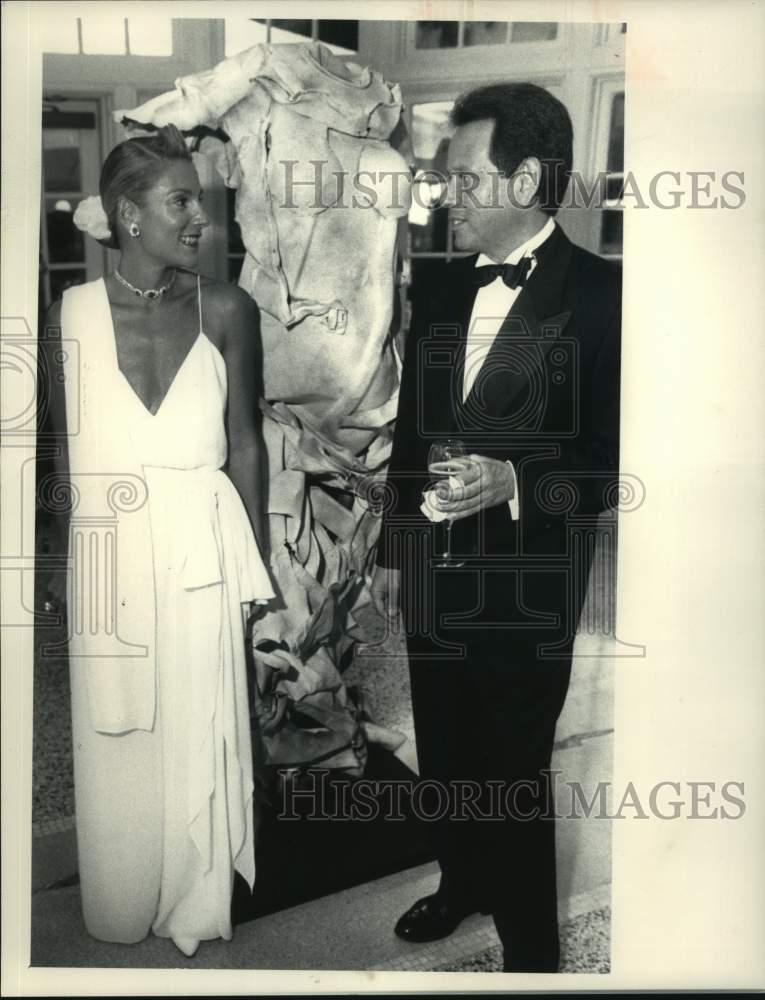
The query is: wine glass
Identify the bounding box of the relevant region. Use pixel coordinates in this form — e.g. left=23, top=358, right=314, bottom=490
left=427, top=438, right=466, bottom=568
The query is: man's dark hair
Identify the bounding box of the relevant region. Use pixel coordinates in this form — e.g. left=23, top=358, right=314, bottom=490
left=450, top=83, right=573, bottom=215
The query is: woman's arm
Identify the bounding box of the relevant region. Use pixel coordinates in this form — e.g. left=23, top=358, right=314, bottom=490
left=215, top=286, right=270, bottom=559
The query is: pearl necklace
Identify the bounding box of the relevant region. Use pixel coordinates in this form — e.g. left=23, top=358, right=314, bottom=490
left=114, top=268, right=176, bottom=300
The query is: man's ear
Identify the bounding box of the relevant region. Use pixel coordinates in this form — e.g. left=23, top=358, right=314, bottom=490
left=513, top=156, right=543, bottom=208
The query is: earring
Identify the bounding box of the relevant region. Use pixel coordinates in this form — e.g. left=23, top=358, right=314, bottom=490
left=129, top=223, right=140, bottom=238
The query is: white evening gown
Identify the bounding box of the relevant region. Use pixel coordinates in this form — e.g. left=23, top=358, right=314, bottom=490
left=61, top=275, right=274, bottom=955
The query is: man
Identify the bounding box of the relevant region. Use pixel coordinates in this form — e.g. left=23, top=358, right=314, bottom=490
left=371, top=83, right=621, bottom=972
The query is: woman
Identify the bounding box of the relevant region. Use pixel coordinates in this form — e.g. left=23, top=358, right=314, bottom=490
left=44, top=126, right=274, bottom=955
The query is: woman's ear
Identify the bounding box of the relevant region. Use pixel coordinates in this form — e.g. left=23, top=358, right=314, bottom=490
left=117, top=195, right=139, bottom=229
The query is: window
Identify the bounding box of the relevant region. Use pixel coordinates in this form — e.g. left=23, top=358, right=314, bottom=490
left=40, top=100, right=104, bottom=308
left=600, top=91, right=625, bottom=257
left=225, top=19, right=358, bottom=58
left=123, top=16, right=174, bottom=57
left=464, top=22, right=507, bottom=46
left=510, top=22, right=558, bottom=43
left=408, top=102, right=453, bottom=258
left=414, top=21, right=558, bottom=49
left=415, top=22, right=458, bottom=49
left=41, top=13, right=173, bottom=56
left=595, top=22, right=627, bottom=45
left=404, top=101, right=462, bottom=328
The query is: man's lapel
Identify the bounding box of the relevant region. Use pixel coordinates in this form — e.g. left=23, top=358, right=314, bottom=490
left=430, top=256, right=478, bottom=434
left=460, top=224, right=574, bottom=422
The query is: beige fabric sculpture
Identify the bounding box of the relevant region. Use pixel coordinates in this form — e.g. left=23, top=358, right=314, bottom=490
left=116, top=42, right=412, bottom=773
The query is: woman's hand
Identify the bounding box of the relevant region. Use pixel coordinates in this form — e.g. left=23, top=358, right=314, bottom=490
left=46, top=568, right=67, bottom=611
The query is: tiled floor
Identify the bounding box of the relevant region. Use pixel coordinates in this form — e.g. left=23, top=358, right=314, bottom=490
left=30, top=848, right=611, bottom=972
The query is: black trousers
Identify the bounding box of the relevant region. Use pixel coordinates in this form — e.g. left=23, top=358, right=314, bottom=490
left=398, top=516, right=596, bottom=971
left=407, top=632, right=572, bottom=972
left=402, top=527, right=579, bottom=969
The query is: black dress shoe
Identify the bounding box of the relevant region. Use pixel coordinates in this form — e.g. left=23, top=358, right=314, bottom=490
left=394, top=893, right=477, bottom=943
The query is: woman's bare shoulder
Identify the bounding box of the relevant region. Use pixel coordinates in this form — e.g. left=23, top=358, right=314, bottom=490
left=199, top=276, right=257, bottom=314
left=198, top=277, right=259, bottom=348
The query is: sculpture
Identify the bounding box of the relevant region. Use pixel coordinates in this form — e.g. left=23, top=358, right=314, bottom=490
left=116, top=42, right=413, bottom=774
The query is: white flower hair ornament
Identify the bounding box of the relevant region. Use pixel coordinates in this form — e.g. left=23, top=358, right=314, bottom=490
left=73, top=195, right=112, bottom=242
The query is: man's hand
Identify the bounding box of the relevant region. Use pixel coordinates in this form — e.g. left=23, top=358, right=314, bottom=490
left=433, top=454, right=515, bottom=521
left=369, top=564, right=400, bottom=620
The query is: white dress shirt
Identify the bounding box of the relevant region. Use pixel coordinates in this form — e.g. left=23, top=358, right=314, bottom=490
left=463, top=216, right=556, bottom=521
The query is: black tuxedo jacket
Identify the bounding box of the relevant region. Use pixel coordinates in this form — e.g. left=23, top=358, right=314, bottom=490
left=377, top=224, right=621, bottom=640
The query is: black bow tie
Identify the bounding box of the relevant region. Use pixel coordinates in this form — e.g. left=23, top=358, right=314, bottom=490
left=473, top=256, right=533, bottom=290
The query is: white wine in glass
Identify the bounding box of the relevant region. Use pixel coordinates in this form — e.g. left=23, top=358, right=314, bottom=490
left=427, top=438, right=466, bottom=568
